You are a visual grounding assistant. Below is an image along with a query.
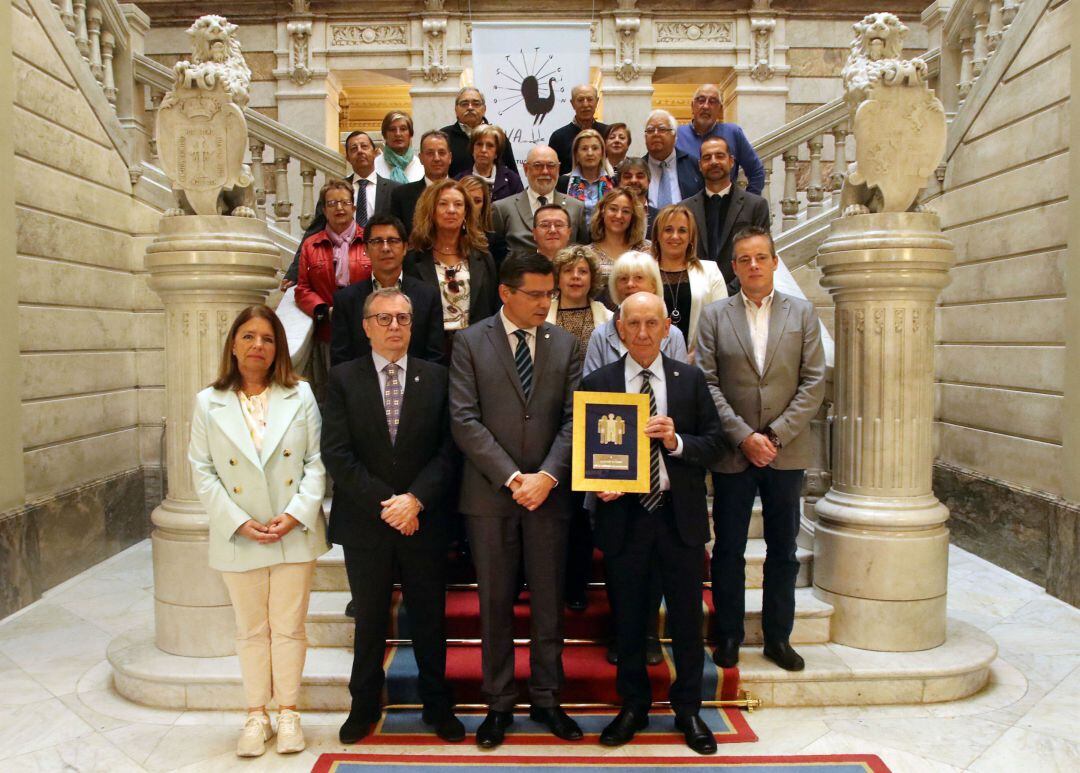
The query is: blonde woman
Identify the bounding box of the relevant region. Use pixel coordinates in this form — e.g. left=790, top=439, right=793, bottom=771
left=556, top=128, right=616, bottom=225
left=188, top=305, right=328, bottom=757
left=589, top=187, right=649, bottom=307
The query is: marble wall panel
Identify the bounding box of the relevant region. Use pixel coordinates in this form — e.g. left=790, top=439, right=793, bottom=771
left=23, top=428, right=140, bottom=497
left=20, top=351, right=137, bottom=401
left=1004, top=0, right=1072, bottom=79
left=0, top=510, right=39, bottom=620
left=13, top=107, right=132, bottom=193
left=937, top=154, right=1067, bottom=230
left=15, top=160, right=134, bottom=233
left=17, top=257, right=136, bottom=311
left=787, top=77, right=845, bottom=105
left=22, top=390, right=139, bottom=449
left=937, top=344, right=1064, bottom=393
left=937, top=423, right=1061, bottom=494
left=787, top=48, right=847, bottom=78
left=134, top=311, right=164, bottom=352
left=936, top=384, right=1063, bottom=444
left=13, top=61, right=112, bottom=148
left=937, top=298, right=1065, bottom=345
left=966, top=49, right=1070, bottom=142
left=144, top=23, right=277, bottom=57
left=11, top=0, right=75, bottom=87
left=940, top=251, right=1065, bottom=305
left=945, top=201, right=1068, bottom=265
left=1047, top=501, right=1080, bottom=606
left=16, top=209, right=131, bottom=271
left=19, top=306, right=141, bottom=352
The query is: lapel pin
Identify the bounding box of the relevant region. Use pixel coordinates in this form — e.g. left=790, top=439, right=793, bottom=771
left=414, top=375, right=420, bottom=382
left=544, top=332, right=550, bottom=339
left=674, top=371, right=680, bottom=376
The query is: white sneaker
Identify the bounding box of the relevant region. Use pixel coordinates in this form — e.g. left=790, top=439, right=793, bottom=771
left=277, top=708, right=306, bottom=753
left=237, top=713, right=273, bottom=757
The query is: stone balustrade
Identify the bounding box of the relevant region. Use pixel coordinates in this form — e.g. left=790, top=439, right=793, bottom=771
left=53, top=0, right=127, bottom=107
left=944, top=0, right=1025, bottom=107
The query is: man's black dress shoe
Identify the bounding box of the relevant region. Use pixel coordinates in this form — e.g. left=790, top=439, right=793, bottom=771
left=338, top=711, right=374, bottom=744
left=599, top=706, right=649, bottom=746
left=763, top=640, right=805, bottom=671
left=475, top=710, right=513, bottom=748
left=712, top=637, right=741, bottom=668
left=345, top=600, right=356, bottom=618
left=646, top=636, right=663, bottom=666
left=674, top=713, right=717, bottom=755
left=528, top=706, right=583, bottom=741
left=422, top=709, right=465, bottom=742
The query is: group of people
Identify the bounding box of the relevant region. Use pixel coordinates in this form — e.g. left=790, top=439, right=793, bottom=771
left=188, top=82, right=825, bottom=759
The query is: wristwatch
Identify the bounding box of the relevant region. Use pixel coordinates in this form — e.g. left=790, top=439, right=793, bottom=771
left=764, top=428, right=783, bottom=450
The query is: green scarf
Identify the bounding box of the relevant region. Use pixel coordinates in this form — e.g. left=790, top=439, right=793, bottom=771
left=381, top=146, right=416, bottom=184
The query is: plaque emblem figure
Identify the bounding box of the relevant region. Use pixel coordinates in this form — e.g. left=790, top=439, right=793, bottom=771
left=598, top=413, right=627, bottom=445
left=838, top=12, right=946, bottom=216
left=156, top=15, right=257, bottom=218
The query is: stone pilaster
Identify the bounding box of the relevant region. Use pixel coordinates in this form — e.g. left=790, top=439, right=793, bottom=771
left=813, top=212, right=955, bottom=651
left=145, top=216, right=279, bottom=656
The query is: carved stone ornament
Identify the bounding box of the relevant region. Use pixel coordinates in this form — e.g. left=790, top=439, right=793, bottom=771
left=330, top=24, right=407, bottom=48
left=655, top=21, right=733, bottom=44
left=839, top=13, right=945, bottom=216
left=287, top=21, right=312, bottom=86
left=750, top=17, right=776, bottom=81
left=422, top=16, right=448, bottom=83
left=614, top=14, right=641, bottom=82
left=156, top=15, right=255, bottom=217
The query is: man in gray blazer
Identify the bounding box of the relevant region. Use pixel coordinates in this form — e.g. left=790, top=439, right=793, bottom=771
left=694, top=225, right=826, bottom=673
left=492, top=145, right=589, bottom=256
left=449, top=253, right=584, bottom=749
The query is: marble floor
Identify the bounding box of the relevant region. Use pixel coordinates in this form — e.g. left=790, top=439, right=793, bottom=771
left=0, top=542, right=1078, bottom=772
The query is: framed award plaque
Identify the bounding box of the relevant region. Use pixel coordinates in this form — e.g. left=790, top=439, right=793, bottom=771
left=571, top=391, right=651, bottom=493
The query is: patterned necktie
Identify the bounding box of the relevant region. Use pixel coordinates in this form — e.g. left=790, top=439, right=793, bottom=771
left=384, top=362, right=402, bottom=443
left=639, top=370, right=663, bottom=512
left=513, top=329, right=533, bottom=400
left=656, top=160, right=673, bottom=209
left=355, top=179, right=369, bottom=228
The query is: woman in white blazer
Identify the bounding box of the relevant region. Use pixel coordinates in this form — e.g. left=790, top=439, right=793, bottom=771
left=650, top=203, right=728, bottom=358
left=188, top=305, right=328, bottom=758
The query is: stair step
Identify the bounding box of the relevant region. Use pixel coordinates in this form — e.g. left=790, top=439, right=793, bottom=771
left=312, top=539, right=812, bottom=593
left=305, top=587, right=833, bottom=648
left=109, top=619, right=996, bottom=709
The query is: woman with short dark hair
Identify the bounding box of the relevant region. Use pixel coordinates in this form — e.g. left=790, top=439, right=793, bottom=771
left=453, top=125, right=523, bottom=202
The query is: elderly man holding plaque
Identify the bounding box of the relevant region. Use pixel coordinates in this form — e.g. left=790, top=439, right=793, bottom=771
left=578, top=292, right=722, bottom=755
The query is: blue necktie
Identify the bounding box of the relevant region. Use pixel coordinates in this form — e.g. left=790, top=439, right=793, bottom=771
left=513, top=329, right=533, bottom=400
left=657, top=161, right=673, bottom=209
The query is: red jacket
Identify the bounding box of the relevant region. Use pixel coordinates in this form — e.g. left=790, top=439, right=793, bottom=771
left=295, top=228, right=371, bottom=342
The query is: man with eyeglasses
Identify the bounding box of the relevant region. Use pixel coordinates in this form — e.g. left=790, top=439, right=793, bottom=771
left=531, top=204, right=574, bottom=261
left=450, top=253, right=583, bottom=749
left=493, top=145, right=589, bottom=257
left=390, top=130, right=454, bottom=235
left=548, top=84, right=609, bottom=175
left=694, top=225, right=826, bottom=676
left=441, top=87, right=517, bottom=178
left=322, top=287, right=464, bottom=745
left=641, top=109, right=704, bottom=211
left=330, top=214, right=444, bottom=367
left=675, top=84, right=766, bottom=195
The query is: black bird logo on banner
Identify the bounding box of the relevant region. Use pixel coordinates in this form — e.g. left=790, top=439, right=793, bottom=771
left=521, top=76, right=557, bottom=124
left=493, top=48, right=564, bottom=125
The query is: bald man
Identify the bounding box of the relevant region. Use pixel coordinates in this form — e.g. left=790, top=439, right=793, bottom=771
left=492, top=145, right=589, bottom=256
left=548, top=84, right=609, bottom=175
left=675, top=84, right=765, bottom=195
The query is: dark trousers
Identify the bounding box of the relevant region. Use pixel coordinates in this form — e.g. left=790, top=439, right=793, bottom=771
left=605, top=498, right=704, bottom=716
left=343, top=540, right=452, bottom=718
left=466, top=511, right=569, bottom=711
left=565, top=491, right=593, bottom=602
left=711, top=466, right=804, bottom=643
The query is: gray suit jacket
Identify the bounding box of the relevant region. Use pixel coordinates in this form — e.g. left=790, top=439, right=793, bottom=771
left=491, top=190, right=590, bottom=257
left=694, top=291, right=826, bottom=472
left=449, top=314, right=582, bottom=518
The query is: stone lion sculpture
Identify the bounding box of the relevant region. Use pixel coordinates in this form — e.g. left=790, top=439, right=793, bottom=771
left=838, top=12, right=944, bottom=217
left=157, top=15, right=255, bottom=218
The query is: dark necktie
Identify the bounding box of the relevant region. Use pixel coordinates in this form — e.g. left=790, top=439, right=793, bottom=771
left=384, top=362, right=402, bottom=443
left=705, top=193, right=722, bottom=260
left=639, top=370, right=663, bottom=512
left=513, top=329, right=533, bottom=400
left=537, top=195, right=548, bottom=208
left=355, top=179, right=369, bottom=228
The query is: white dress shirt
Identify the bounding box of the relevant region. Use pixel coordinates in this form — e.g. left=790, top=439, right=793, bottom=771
left=647, top=150, right=681, bottom=209
left=499, top=309, right=557, bottom=488
left=371, top=351, right=408, bottom=408
left=353, top=170, right=378, bottom=222
left=704, top=182, right=732, bottom=200
left=526, top=186, right=556, bottom=215
left=624, top=354, right=684, bottom=492
left=742, top=289, right=774, bottom=374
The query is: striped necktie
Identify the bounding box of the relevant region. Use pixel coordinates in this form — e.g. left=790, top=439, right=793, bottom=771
left=513, top=329, right=533, bottom=400
left=639, top=370, right=663, bottom=512
left=355, top=179, right=369, bottom=228
left=384, top=362, right=402, bottom=444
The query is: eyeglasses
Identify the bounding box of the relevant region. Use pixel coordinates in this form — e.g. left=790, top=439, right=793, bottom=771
left=644, top=126, right=674, bottom=135
left=457, top=99, right=484, bottom=108
left=366, top=237, right=404, bottom=247
left=325, top=199, right=354, bottom=209
left=528, top=162, right=559, bottom=171
left=693, top=96, right=721, bottom=106
left=509, top=288, right=558, bottom=300
left=364, top=312, right=413, bottom=326
left=536, top=220, right=570, bottom=231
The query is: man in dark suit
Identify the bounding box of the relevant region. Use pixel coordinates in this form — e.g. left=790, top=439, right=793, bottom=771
left=615, top=158, right=659, bottom=235
left=442, top=87, right=516, bottom=177
left=321, top=287, right=465, bottom=745
left=492, top=145, right=589, bottom=256
left=449, top=254, right=583, bottom=749
left=695, top=225, right=826, bottom=674
left=281, top=131, right=400, bottom=286
left=642, top=110, right=703, bottom=211
left=389, top=130, right=452, bottom=236
left=680, top=136, right=772, bottom=291
left=582, top=291, right=722, bottom=755
left=548, top=84, right=609, bottom=175
left=330, top=214, right=443, bottom=366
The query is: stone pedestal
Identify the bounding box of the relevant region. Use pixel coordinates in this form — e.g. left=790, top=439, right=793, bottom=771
left=813, top=212, right=954, bottom=652
left=145, top=215, right=279, bottom=657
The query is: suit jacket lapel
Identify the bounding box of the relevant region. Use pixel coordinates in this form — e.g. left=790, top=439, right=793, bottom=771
left=394, top=360, right=419, bottom=448
left=208, top=390, right=261, bottom=468
left=258, top=384, right=302, bottom=466
left=725, top=295, right=757, bottom=373
left=530, top=323, right=553, bottom=404
left=415, top=253, right=437, bottom=286
left=761, top=294, right=791, bottom=377
left=719, top=185, right=746, bottom=249
left=687, top=193, right=708, bottom=259
left=514, top=193, right=533, bottom=234
left=485, top=317, right=527, bottom=404
left=467, top=250, right=486, bottom=319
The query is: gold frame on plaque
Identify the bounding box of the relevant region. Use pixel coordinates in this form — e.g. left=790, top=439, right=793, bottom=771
left=571, top=391, right=651, bottom=493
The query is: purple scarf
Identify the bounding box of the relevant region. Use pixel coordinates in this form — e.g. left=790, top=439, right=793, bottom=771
left=326, top=221, right=358, bottom=288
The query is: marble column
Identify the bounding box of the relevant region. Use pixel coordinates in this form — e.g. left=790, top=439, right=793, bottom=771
left=813, top=212, right=954, bottom=651
left=145, top=216, right=279, bottom=657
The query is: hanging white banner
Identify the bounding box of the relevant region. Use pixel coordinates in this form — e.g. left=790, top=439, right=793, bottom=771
left=471, top=22, right=591, bottom=170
